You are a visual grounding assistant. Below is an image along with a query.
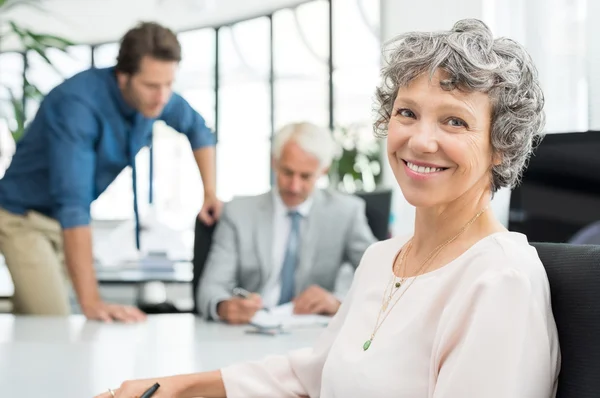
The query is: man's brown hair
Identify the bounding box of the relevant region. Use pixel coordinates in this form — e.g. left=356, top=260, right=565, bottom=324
left=115, top=22, right=181, bottom=75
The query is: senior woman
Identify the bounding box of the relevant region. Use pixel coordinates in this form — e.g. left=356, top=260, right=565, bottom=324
left=97, top=18, right=560, bottom=398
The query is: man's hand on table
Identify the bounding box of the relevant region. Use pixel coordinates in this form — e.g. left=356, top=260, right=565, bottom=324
left=82, top=300, right=147, bottom=323
left=293, top=285, right=341, bottom=315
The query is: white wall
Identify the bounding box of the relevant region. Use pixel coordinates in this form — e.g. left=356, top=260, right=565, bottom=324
left=587, top=0, right=600, bottom=130
left=379, top=0, right=590, bottom=236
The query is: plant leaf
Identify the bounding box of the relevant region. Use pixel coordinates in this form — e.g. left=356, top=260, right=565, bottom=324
left=23, top=76, right=44, bottom=100
left=28, top=32, right=75, bottom=49
left=29, top=45, right=67, bottom=78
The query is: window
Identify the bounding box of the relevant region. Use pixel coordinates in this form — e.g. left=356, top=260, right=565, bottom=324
left=0, top=53, right=24, bottom=173
left=333, top=0, right=381, bottom=128
left=93, top=43, right=119, bottom=68
left=217, top=19, right=272, bottom=201
left=0, top=52, right=24, bottom=101
left=273, top=4, right=329, bottom=129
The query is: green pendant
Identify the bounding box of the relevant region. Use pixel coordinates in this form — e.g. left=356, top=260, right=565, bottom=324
left=363, top=339, right=372, bottom=351
left=395, top=282, right=401, bottom=288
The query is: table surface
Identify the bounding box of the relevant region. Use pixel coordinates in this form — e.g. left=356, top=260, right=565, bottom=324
left=0, top=314, right=323, bottom=397
left=0, top=261, right=193, bottom=298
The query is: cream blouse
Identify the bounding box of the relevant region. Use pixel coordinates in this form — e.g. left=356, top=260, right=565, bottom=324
left=221, top=232, right=561, bottom=398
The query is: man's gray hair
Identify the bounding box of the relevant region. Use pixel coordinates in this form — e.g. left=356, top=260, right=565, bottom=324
left=272, top=122, right=337, bottom=169
left=374, top=18, right=545, bottom=192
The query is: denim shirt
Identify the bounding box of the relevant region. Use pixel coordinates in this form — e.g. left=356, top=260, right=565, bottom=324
left=0, top=66, right=215, bottom=229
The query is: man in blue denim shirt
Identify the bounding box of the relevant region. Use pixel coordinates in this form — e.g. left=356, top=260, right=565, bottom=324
left=0, top=22, right=221, bottom=322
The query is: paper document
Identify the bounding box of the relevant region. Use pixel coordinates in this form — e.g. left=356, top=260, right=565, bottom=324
left=250, top=302, right=332, bottom=329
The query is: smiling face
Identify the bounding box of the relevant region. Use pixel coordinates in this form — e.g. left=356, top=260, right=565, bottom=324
left=387, top=70, right=497, bottom=209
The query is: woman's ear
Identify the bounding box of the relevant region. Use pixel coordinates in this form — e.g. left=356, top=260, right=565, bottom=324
left=492, top=151, right=502, bottom=166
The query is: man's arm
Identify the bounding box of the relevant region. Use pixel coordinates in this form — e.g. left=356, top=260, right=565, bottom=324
left=159, top=94, right=221, bottom=224
left=62, top=227, right=99, bottom=309
left=193, top=146, right=221, bottom=225
left=193, top=147, right=216, bottom=198
left=197, top=203, right=262, bottom=323
left=47, top=97, right=145, bottom=322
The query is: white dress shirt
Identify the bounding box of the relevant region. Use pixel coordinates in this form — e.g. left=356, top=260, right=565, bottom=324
left=260, top=191, right=313, bottom=308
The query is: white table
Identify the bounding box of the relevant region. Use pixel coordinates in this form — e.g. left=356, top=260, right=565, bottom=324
left=0, top=314, right=324, bottom=397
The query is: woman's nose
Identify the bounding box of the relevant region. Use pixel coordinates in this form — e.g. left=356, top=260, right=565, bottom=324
left=408, top=122, right=439, bottom=154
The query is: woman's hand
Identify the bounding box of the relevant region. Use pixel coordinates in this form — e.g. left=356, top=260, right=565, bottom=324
left=95, top=371, right=226, bottom=398
left=94, top=376, right=181, bottom=398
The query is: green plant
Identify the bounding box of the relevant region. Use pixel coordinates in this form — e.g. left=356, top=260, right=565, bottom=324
left=329, top=123, right=383, bottom=193
left=0, top=0, right=74, bottom=142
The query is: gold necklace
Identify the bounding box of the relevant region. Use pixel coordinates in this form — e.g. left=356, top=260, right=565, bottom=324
left=381, top=241, right=412, bottom=311
left=362, top=206, right=488, bottom=351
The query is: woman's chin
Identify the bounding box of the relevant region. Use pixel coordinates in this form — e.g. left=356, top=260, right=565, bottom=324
left=399, top=187, right=444, bottom=209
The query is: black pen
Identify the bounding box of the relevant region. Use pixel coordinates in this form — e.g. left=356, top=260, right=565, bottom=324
left=140, top=382, right=160, bottom=398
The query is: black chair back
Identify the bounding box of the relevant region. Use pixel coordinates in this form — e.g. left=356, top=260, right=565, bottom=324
left=192, top=218, right=217, bottom=313
left=532, top=242, right=600, bottom=398
left=354, top=189, right=393, bottom=241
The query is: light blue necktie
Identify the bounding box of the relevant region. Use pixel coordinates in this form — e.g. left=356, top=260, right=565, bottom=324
left=279, top=210, right=301, bottom=305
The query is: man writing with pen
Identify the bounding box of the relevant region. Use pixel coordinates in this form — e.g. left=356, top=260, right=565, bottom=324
left=196, top=122, right=376, bottom=324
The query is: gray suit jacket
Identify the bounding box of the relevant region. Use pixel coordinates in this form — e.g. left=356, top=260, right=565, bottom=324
left=196, top=189, right=376, bottom=319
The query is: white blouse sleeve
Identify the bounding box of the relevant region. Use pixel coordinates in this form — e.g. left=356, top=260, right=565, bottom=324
left=219, top=246, right=370, bottom=398
left=431, top=267, right=559, bottom=398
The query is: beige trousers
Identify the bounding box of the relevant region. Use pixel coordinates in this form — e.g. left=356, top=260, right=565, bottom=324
left=0, top=207, right=71, bottom=315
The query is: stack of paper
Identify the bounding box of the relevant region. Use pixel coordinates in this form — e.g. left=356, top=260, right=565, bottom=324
left=250, top=302, right=332, bottom=329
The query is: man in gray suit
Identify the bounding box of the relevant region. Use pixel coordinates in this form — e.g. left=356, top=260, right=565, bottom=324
left=197, top=122, right=377, bottom=324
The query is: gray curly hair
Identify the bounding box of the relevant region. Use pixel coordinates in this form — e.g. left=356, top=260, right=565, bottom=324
left=374, top=19, right=545, bottom=192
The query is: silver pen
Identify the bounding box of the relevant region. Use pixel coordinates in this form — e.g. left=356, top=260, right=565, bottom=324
left=232, top=287, right=270, bottom=312
left=233, top=287, right=252, bottom=298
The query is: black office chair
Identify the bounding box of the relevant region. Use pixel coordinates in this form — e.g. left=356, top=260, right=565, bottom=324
left=191, top=217, right=217, bottom=313
left=354, top=188, right=393, bottom=241
left=531, top=242, right=600, bottom=398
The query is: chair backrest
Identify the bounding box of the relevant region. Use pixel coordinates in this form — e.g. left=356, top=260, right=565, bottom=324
left=354, top=189, right=393, bottom=241
left=531, top=242, right=600, bottom=398
left=192, top=218, right=217, bottom=313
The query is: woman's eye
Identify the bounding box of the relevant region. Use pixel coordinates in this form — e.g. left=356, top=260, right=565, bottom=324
left=447, top=117, right=467, bottom=128
left=396, top=108, right=415, bottom=118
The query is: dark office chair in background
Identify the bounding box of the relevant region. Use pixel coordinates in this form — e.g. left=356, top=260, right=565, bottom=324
left=191, top=217, right=217, bottom=313
left=532, top=242, right=600, bottom=398
left=354, top=188, right=393, bottom=241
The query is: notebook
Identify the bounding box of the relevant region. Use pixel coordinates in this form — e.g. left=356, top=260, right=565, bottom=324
left=250, top=302, right=332, bottom=329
